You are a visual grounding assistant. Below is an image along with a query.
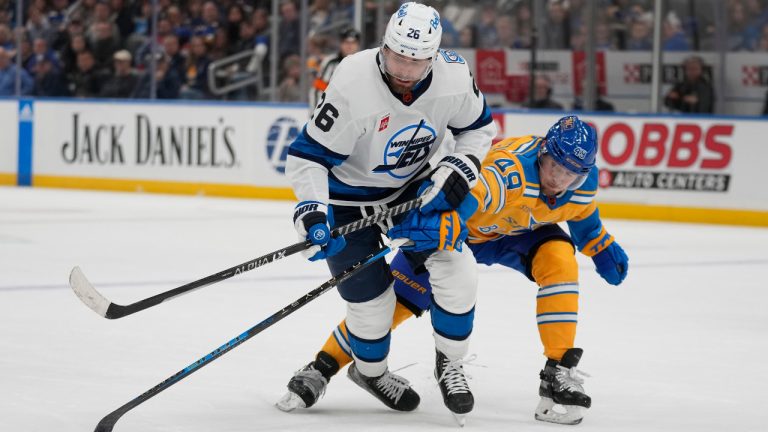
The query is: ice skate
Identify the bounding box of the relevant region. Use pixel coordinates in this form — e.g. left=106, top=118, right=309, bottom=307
left=434, top=350, right=475, bottom=426
left=276, top=351, right=339, bottom=412
left=535, top=348, right=591, bottom=425
left=347, top=362, right=420, bottom=411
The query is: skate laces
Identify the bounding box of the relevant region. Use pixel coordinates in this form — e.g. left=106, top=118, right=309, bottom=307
left=293, top=366, right=328, bottom=398
left=438, top=354, right=477, bottom=395
left=555, top=365, right=591, bottom=393
left=375, top=371, right=411, bottom=404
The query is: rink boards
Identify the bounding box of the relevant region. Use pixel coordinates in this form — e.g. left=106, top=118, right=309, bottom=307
left=1, top=99, right=766, bottom=226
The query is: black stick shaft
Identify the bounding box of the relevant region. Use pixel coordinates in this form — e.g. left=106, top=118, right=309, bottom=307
left=94, top=239, right=405, bottom=432
left=99, top=197, right=421, bottom=319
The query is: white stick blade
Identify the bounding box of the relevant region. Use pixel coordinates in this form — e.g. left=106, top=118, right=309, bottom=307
left=69, top=266, right=111, bottom=317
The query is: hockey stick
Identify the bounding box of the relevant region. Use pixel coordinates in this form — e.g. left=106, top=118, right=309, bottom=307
left=70, top=197, right=422, bottom=319
left=92, top=237, right=409, bottom=432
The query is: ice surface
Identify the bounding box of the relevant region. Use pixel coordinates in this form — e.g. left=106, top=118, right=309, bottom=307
left=1, top=186, right=767, bottom=432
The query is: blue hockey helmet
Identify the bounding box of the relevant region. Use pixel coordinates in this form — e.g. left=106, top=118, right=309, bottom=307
left=540, top=116, right=597, bottom=190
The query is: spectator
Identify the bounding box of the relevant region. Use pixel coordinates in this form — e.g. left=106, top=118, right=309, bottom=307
left=27, top=37, right=61, bottom=76
left=309, top=27, right=360, bottom=108
left=17, top=36, right=35, bottom=73
left=70, top=0, right=99, bottom=28
left=89, top=1, right=121, bottom=43
left=167, top=5, right=191, bottom=45
left=523, top=75, right=564, bottom=110
left=763, top=89, right=768, bottom=115
left=626, top=19, right=652, bottom=50
left=277, top=54, right=301, bottom=102
left=278, top=0, right=300, bottom=58
left=309, top=0, right=333, bottom=36
left=664, top=56, right=715, bottom=114
left=743, top=0, right=768, bottom=50
left=186, top=0, right=206, bottom=29
left=246, top=9, right=271, bottom=90
left=135, top=18, right=174, bottom=68
left=180, top=35, right=210, bottom=99
left=496, top=15, right=524, bottom=49
left=433, top=3, right=459, bottom=48
left=50, top=17, right=85, bottom=54
left=515, top=2, right=533, bottom=48
left=100, top=49, right=138, bottom=98
left=162, top=34, right=186, bottom=81
left=475, top=3, right=499, bottom=48
left=60, top=33, right=90, bottom=76
left=68, top=50, right=107, bottom=97
left=89, top=21, right=120, bottom=72
left=542, top=0, right=570, bottom=49
left=0, top=23, right=14, bottom=51
left=758, top=23, right=768, bottom=51
left=48, top=0, right=70, bottom=30
left=33, top=57, right=70, bottom=96
left=194, top=1, right=221, bottom=43
left=226, top=3, right=246, bottom=46
left=589, top=21, right=615, bottom=50
left=0, top=47, right=34, bottom=96
left=662, top=12, right=691, bottom=51
left=458, top=26, right=476, bottom=48
left=25, top=5, right=52, bottom=43
left=570, top=25, right=587, bottom=51
left=132, top=54, right=181, bottom=99
left=209, top=26, right=231, bottom=60
left=111, top=0, right=135, bottom=42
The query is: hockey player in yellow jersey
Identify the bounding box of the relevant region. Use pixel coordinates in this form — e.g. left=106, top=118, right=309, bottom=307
left=277, top=116, right=629, bottom=425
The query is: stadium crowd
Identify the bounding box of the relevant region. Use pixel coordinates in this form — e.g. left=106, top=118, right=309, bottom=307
left=0, top=0, right=766, bottom=105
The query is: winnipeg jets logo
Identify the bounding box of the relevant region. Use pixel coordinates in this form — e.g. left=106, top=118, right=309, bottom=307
left=373, top=120, right=436, bottom=179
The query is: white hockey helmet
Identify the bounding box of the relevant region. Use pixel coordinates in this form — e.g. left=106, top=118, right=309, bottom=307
left=382, top=2, right=442, bottom=61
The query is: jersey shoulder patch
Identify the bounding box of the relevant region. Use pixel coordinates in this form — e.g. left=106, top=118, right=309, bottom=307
left=439, top=49, right=465, bottom=64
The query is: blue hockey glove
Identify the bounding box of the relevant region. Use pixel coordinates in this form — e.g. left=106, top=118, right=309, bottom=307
left=293, top=201, right=346, bottom=261
left=419, top=153, right=480, bottom=214
left=389, top=194, right=477, bottom=253
left=592, top=241, right=628, bottom=285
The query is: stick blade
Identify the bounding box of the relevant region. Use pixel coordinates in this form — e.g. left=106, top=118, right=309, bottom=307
left=70, top=266, right=111, bottom=318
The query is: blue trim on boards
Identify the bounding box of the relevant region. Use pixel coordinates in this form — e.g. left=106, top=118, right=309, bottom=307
left=17, top=99, right=33, bottom=186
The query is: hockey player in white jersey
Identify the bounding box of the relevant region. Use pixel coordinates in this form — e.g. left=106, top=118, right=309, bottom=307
left=282, top=1, right=496, bottom=421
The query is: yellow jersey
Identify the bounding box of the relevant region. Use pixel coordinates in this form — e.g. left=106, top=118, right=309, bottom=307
left=467, top=135, right=614, bottom=257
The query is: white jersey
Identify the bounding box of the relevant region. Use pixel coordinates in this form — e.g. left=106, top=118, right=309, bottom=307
left=286, top=47, right=496, bottom=206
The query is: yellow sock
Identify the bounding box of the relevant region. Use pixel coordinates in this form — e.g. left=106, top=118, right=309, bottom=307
left=319, top=301, right=416, bottom=370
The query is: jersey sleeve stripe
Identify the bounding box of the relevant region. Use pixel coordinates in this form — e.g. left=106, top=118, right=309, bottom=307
left=288, top=127, right=349, bottom=169
left=448, top=97, right=493, bottom=135
left=514, top=137, right=539, bottom=154
left=484, top=165, right=506, bottom=214
left=569, top=194, right=594, bottom=204
left=478, top=173, right=493, bottom=212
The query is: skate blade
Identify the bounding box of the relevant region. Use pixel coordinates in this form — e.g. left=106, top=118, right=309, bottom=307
left=275, top=391, right=306, bottom=412
left=451, top=412, right=467, bottom=427
left=534, top=397, right=585, bottom=425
